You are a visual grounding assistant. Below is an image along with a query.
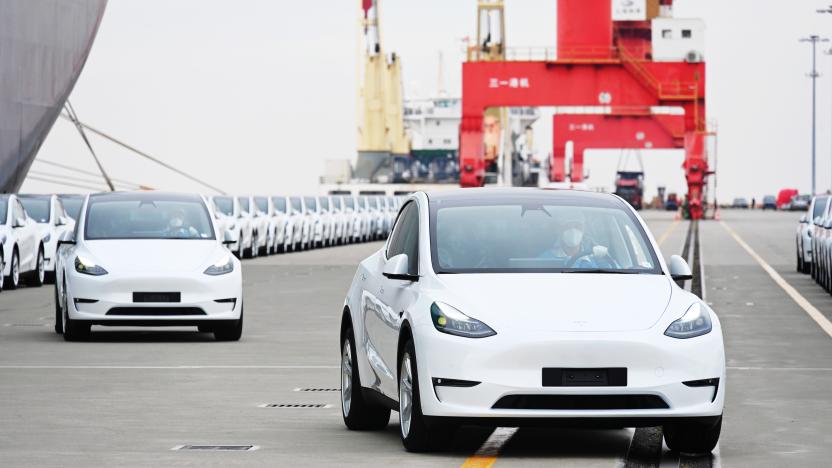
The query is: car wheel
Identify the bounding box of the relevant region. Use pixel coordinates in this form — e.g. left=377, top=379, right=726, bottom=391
left=214, top=306, right=243, bottom=341
left=340, top=328, right=390, bottom=430
left=62, top=278, right=90, bottom=341
left=399, top=339, right=454, bottom=452
left=797, top=246, right=803, bottom=273
left=7, top=249, right=20, bottom=290
left=663, top=415, right=722, bottom=455
left=28, top=246, right=45, bottom=287
left=53, top=279, right=63, bottom=334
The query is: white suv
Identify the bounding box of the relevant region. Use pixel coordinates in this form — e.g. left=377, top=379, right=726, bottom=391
left=19, top=194, right=75, bottom=283
left=0, top=194, right=45, bottom=290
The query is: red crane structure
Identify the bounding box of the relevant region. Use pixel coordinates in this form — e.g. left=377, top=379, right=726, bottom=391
left=459, top=0, right=713, bottom=219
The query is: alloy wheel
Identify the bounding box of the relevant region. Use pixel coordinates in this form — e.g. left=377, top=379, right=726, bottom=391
left=341, top=340, right=353, bottom=417
left=399, top=353, right=413, bottom=438
left=37, top=249, right=44, bottom=284
left=12, top=252, right=19, bottom=287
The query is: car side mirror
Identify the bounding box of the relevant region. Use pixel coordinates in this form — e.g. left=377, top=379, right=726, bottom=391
left=56, top=216, right=67, bottom=226
left=669, top=255, right=693, bottom=282
left=815, top=216, right=823, bottom=226
left=383, top=254, right=418, bottom=281
left=222, top=229, right=237, bottom=245
left=13, top=217, right=26, bottom=228
left=56, top=238, right=76, bottom=248
left=800, top=214, right=808, bottom=223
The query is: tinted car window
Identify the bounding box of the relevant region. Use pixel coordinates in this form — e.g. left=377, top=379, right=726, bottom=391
left=238, top=197, right=250, bottom=213
left=20, top=198, right=50, bottom=223
left=0, top=197, right=7, bottom=224
left=345, top=197, right=355, bottom=209
left=290, top=197, right=302, bottom=212
left=60, top=197, right=84, bottom=220
left=272, top=197, right=287, bottom=213
left=813, top=197, right=828, bottom=219
left=387, top=202, right=419, bottom=275
left=304, top=197, right=317, bottom=213
left=255, top=197, right=268, bottom=213
left=85, top=198, right=215, bottom=240
left=213, top=197, right=234, bottom=216
left=320, top=197, right=330, bottom=210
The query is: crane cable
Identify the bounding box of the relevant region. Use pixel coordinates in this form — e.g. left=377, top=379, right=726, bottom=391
left=63, top=101, right=116, bottom=191
left=58, top=111, right=227, bottom=195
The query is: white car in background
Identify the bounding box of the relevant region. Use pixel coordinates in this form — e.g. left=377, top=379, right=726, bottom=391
left=343, top=195, right=362, bottom=243
left=58, top=194, right=86, bottom=221
left=1, top=194, right=46, bottom=289
left=288, top=197, right=310, bottom=251
left=19, top=194, right=75, bottom=283
left=358, top=196, right=374, bottom=242
left=54, top=192, right=243, bottom=341
left=330, top=195, right=348, bottom=245
left=318, top=196, right=337, bottom=247
left=304, top=196, right=323, bottom=249
left=253, top=196, right=278, bottom=255
left=340, top=189, right=724, bottom=454
left=270, top=196, right=291, bottom=253
left=210, top=195, right=250, bottom=259
left=239, top=196, right=268, bottom=258
left=797, top=195, right=828, bottom=274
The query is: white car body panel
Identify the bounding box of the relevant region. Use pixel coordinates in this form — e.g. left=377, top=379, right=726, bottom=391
left=20, top=194, right=75, bottom=273
left=1, top=195, right=42, bottom=278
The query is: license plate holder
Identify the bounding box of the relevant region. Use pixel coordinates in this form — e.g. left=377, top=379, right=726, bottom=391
left=542, top=368, right=627, bottom=387
left=133, top=292, right=181, bottom=303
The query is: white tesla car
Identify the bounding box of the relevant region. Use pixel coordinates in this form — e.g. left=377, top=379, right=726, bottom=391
left=289, top=196, right=311, bottom=251
left=1, top=194, right=45, bottom=289
left=340, top=188, right=724, bottom=454
left=54, top=192, right=243, bottom=341
left=211, top=195, right=251, bottom=259
left=19, top=194, right=76, bottom=283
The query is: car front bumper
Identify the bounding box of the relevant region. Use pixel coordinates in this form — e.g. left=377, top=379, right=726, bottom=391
left=66, top=269, right=242, bottom=323
left=413, top=325, right=725, bottom=420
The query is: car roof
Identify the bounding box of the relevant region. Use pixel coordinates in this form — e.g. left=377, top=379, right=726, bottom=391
left=423, top=187, right=626, bottom=206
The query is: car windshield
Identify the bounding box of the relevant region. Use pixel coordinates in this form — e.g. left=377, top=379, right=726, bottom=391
left=345, top=197, right=355, bottom=209
left=85, top=196, right=215, bottom=240
left=814, top=197, right=829, bottom=218
left=304, top=197, right=317, bottom=213
left=320, top=197, right=330, bottom=210
left=255, top=197, right=268, bottom=213
left=213, top=196, right=234, bottom=216
left=0, top=197, right=7, bottom=224
left=290, top=197, right=301, bottom=212
left=20, top=198, right=50, bottom=223
left=272, top=197, right=287, bottom=213
left=430, top=195, right=661, bottom=274
left=60, top=197, right=84, bottom=220
left=238, top=197, right=250, bottom=213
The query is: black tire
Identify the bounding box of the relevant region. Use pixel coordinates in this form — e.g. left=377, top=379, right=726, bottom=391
left=27, top=246, right=45, bottom=287
left=398, top=339, right=455, bottom=452
left=53, top=280, right=62, bottom=334
left=6, top=249, right=20, bottom=290
left=797, top=244, right=803, bottom=273
left=214, top=306, right=243, bottom=341
left=340, top=327, right=390, bottom=430
left=664, top=415, right=722, bottom=455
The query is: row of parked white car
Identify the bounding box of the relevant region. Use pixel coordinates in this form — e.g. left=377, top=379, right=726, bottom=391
left=795, top=193, right=832, bottom=291
left=206, top=195, right=404, bottom=259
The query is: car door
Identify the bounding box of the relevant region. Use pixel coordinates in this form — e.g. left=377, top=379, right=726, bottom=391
left=14, top=199, right=36, bottom=269
left=363, top=201, right=420, bottom=398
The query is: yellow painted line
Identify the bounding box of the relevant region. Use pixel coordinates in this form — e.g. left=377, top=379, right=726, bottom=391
left=721, top=221, right=832, bottom=338
left=656, top=218, right=681, bottom=247
left=461, top=427, right=518, bottom=468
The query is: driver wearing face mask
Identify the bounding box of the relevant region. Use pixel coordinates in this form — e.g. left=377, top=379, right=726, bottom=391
left=167, top=208, right=197, bottom=238
left=538, top=211, right=599, bottom=268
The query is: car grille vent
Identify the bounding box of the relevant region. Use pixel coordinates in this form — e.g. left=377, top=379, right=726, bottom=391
left=294, top=387, right=340, bottom=392
left=492, top=394, right=669, bottom=410
left=258, top=403, right=331, bottom=408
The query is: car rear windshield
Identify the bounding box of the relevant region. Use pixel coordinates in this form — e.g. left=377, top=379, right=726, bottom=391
left=814, top=197, right=829, bottom=219
left=85, top=198, right=215, bottom=240
left=20, top=198, right=50, bottom=223
left=272, top=197, right=287, bottom=212
left=213, top=196, right=234, bottom=216
left=430, top=196, right=661, bottom=274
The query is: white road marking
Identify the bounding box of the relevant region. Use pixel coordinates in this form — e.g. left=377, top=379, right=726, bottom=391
left=721, top=221, right=832, bottom=338
left=461, top=427, right=519, bottom=467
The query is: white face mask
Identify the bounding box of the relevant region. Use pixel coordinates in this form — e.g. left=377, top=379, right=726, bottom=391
left=562, top=228, right=583, bottom=248
left=171, top=217, right=184, bottom=228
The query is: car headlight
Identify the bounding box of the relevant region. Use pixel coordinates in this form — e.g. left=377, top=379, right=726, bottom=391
left=75, top=255, right=108, bottom=276
left=430, top=302, right=496, bottom=338
left=664, top=302, right=712, bottom=339
left=204, top=255, right=234, bottom=275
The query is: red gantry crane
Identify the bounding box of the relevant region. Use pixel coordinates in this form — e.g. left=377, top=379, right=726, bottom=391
left=459, top=0, right=714, bottom=219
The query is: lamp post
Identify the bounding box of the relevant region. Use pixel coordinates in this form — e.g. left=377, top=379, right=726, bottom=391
left=801, top=35, right=829, bottom=195
left=819, top=6, right=832, bottom=192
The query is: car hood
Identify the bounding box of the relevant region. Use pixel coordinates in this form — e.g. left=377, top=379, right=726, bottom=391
left=83, top=239, right=221, bottom=274
left=435, top=273, right=673, bottom=332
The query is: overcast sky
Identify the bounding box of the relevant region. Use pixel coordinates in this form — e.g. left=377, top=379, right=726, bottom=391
left=21, top=0, right=832, bottom=201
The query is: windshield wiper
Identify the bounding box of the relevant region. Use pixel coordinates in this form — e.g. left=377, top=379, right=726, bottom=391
left=561, top=269, right=646, bottom=274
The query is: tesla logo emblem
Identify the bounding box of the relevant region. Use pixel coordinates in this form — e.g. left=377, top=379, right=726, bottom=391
left=572, top=320, right=588, bottom=327
left=598, top=92, right=612, bottom=104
